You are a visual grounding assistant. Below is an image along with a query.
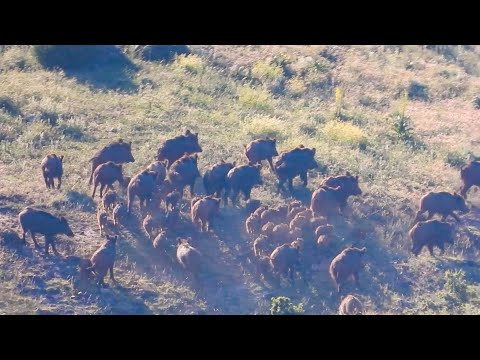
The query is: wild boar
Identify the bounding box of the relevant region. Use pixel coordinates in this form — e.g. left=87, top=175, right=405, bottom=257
left=245, top=199, right=261, bottom=215
left=310, top=186, right=346, bottom=218
left=321, top=172, right=362, bottom=212
left=225, top=164, right=263, bottom=205
left=145, top=160, right=168, bottom=184
left=270, top=239, right=304, bottom=285
left=274, top=145, right=318, bottom=193
left=41, top=154, right=64, bottom=190
left=91, top=161, right=124, bottom=199
left=338, top=295, right=364, bottom=315
left=329, top=246, right=366, bottom=293
left=176, top=237, right=203, bottom=273
left=460, top=161, right=480, bottom=199
left=244, top=137, right=278, bottom=170
left=156, top=130, right=202, bottom=168
left=253, top=235, right=269, bottom=257
left=97, top=208, right=109, bottom=237
left=143, top=211, right=167, bottom=240
left=246, top=213, right=262, bottom=238
left=191, top=196, right=221, bottom=232
left=203, top=160, right=236, bottom=199
left=260, top=206, right=289, bottom=226
left=165, top=190, right=182, bottom=210
left=112, top=202, right=128, bottom=226
left=167, top=154, right=201, bottom=197
left=18, top=207, right=74, bottom=256
left=127, top=170, right=158, bottom=214
left=413, top=191, right=469, bottom=224
left=153, top=229, right=169, bottom=251
left=409, top=219, right=455, bottom=257
left=86, top=234, right=118, bottom=287
left=102, top=190, right=117, bottom=214
left=88, top=139, right=135, bottom=185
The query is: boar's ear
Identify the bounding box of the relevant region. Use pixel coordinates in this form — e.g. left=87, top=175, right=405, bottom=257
left=163, top=160, right=169, bottom=167
left=128, top=141, right=132, bottom=147
left=299, top=144, right=304, bottom=148
left=232, top=161, right=236, bottom=167
left=185, top=129, right=191, bottom=136
left=453, top=191, right=458, bottom=196
left=194, top=154, right=198, bottom=160
left=60, top=155, right=64, bottom=162
left=312, top=148, right=316, bottom=155
left=177, top=237, right=183, bottom=245
left=221, top=159, right=225, bottom=163
left=272, top=138, right=276, bottom=143
left=355, top=175, right=359, bottom=180
left=187, top=237, right=192, bottom=242
left=195, top=132, right=199, bottom=138
left=118, top=139, right=123, bottom=143
left=60, top=216, right=67, bottom=222
left=346, top=171, right=351, bottom=176
left=255, top=164, right=262, bottom=169
left=243, top=144, right=247, bottom=149
left=215, top=198, right=221, bottom=203
left=266, top=136, right=270, bottom=140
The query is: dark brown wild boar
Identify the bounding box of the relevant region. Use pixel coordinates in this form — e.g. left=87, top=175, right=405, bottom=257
left=244, top=137, right=279, bottom=170
left=18, top=207, right=74, bottom=256
left=203, top=160, right=236, bottom=199
left=460, top=160, right=480, bottom=199
left=156, top=130, right=202, bottom=168
left=310, top=186, right=346, bottom=218
left=176, top=237, right=203, bottom=273
left=321, top=172, right=362, bottom=212
left=225, top=164, right=263, bottom=205
left=329, top=246, right=366, bottom=293
left=339, top=295, right=364, bottom=315
left=166, top=190, right=182, bottom=210
left=145, top=160, right=168, bottom=184
left=274, top=145, right=318, bottom=193
left=167, top=154, right=201, bottom=198
left=97, top=208, right=109, bottom=237
left=413, top=191, right=469, bottom=224
left=409, top=219, right=455, bottom=257
left=270, top=239, right=304, bottom=286
left=86, top=235, right=118, bottom=287
left=41, top=154, right=64, bottom=190
left=143, top=211, right=167, bottom=240
left=253, top=235, right=270, bottom=257
left=127, top=170, right=158, bottom=214
left=260, top=205, right=289, bottom=226
left=102, top=190, right=117, bottom=214
left=246, top=213, right=262, bottom=238
left=91, top=161, right=124, bottom=199
left=191, top=196, right=221, bottom=232
left=112, top=202, right=128, bottom=226
left=88, top=139, right=135, bottom=186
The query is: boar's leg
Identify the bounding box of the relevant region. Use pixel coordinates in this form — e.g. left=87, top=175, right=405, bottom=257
left=460, top=183, right=472, bottom=199
left=57, top=176, right=62, bottom=190
left=88, top=158, right=99, bottom=186
left=42, top=171, right=50, bottom=189
left=230, top=189, right=239, bottom=205
left=189, top=182, right=195, bottom=197
left=109, top=265, right=117, bottom=284
left=49, top=237, right=61, bottom=257
left=300, top=171, right=308, bottom=187
left=91, top=181, right=99, bottom=198
left=30, top=232, right=40, bottom=248
left=427, top=244, right=435, bottom=257
left=99, top=183, right=106, bottom=198
left=287, top=177, right=294, bottom=193
left=438, top=243, right=445, bottom=256
left=243, top=188, right=252, bottom=201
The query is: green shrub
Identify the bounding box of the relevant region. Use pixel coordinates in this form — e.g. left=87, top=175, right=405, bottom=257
left=173, top=54, right=205, bottom=74
left=441, top=270, right=469, bottom=304
left=251, top=60, right=284, bottom=84
left=270, top=296, right=304, bottom=315
left=407, top=81, right=429, bottom=101
left=237, top=85, right=272, bottom=111
left=391, top=114, right=425, bottom=150
left=324, top=120, right=368, bottom=149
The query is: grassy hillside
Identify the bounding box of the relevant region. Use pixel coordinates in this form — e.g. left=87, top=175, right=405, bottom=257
left=2, top=45, right=480, bottom=314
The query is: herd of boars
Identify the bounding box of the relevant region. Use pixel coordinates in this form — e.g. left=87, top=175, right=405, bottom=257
left=18, top=129, right=480, bottom=315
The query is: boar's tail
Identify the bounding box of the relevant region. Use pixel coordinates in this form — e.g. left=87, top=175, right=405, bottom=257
left=460, top=165, right=468, bottom=180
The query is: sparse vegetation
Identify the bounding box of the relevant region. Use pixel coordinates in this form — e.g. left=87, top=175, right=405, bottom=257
left=1, top=45, right=480, bottom=315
